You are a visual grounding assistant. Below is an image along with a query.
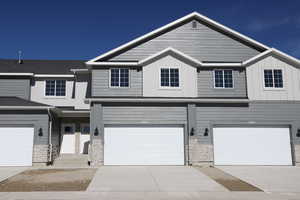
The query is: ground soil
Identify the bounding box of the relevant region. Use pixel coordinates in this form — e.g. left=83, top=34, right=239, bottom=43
left=0, top=168, right=97, bottom=192
left=197, top=166, right=263, bottom=192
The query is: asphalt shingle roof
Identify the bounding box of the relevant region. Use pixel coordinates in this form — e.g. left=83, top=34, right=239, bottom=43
left=0, top=97, right=51, bottom=107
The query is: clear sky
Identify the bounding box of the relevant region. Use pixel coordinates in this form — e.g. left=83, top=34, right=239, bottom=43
left=0, top=0, right=299, bottom=60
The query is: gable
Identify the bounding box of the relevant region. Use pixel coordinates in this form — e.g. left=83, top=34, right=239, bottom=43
left=103, top=19, right=263, bottom=63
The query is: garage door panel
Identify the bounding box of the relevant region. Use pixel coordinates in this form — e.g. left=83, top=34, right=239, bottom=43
left=104, top=127, right=184, bottom=165
left=213, top=127, right=292, bottom=165
left=0, top=127, right=34, bottom=166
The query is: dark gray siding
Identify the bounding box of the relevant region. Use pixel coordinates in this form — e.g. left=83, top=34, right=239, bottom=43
left=109, top=21, right=261, bottom=62
left=92, top=69, right=142, bottom=97
left=195, top=102, right=300, bottom=144
left=197, top=69, right=247, bottom=98
left=102, top=106, right=187, bottom=124
left=0, top=79, right=30, bottom=99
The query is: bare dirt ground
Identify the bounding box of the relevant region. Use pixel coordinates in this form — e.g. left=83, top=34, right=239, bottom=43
left=196, top=166, right=263, bottom=192
left=0, top=168, right=97, bottom=192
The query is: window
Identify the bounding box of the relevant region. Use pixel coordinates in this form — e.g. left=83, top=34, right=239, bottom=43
left=160, top=68, right=179, bottom=87
left=214, top=70, right=233, bottom=88
left=264, top=69, right=283, bottom=88
left=110, top=68, right=129, bottom=87
left=45, top=80, right=66, bottom=96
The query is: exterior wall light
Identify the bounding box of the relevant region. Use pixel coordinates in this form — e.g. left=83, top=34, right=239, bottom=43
left=38, top=128, right=43, bottom=136
left=190, top=128, right=195, bottom=136
left=94, top=127, right=99, bottom=136
left=297, top=129, right=300, bottom=137
left=204, top=128, right=209, bottom=136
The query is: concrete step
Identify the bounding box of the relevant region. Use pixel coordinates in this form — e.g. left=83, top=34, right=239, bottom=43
left=53, top=154, right=90, bottom=167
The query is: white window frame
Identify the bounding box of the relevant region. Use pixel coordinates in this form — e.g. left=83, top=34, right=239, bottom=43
left=109, top=68, right=130, bottom=88
left=44, top=80, right=66, bottom=97
left=213, top=69, right=234, bottom=89
left=159, top=67, right=180, bottom=89
left=263, top=68, right=285, bottom=90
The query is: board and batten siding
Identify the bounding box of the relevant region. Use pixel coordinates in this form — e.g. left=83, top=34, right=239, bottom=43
left=197, top=69, right=247, bottom=98
left=0, top=79, right=30, bottom=99
left=143, top=55, right=197, bottom=97
left=92, top=69, right=142, bottom=97
left=247, top=55, right=300, bottom=100
left=108, top=20, right=261, bottom=62
left=195, top=102, right=300, bottom=144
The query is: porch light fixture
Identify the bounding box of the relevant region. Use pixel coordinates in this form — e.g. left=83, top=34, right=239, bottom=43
left=204, top=128, right=209, bottom=136
left=297, top=129, right=300, bottom=137
left=190, top=128, right=195, bottom=136
left=94, top=127, right=99, bottom=136
left=38, top=128, right=43, bottom=136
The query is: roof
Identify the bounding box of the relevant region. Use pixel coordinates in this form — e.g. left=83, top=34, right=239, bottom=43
left=0, top=59, right=86, bottom=74
left=243, top=48, right=300, bottom=67
left=0, top=97, right=53, bottom=109
left=87, top=12, right=269, bottom=64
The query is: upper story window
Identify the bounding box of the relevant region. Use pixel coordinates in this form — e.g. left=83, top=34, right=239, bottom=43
left=110, top=68, right=129, bottom=87
left=264, top=69, right=283, bottom=88
left=214, top=70, right=233, bottom=88
left=160, top=68, right=179, bottom=87
left=45, top=80, right=66, bottom=96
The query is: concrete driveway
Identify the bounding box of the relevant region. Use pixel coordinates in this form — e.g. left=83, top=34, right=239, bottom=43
left=218, top=166, right=300, bottom=193
left=87, top=166, right=227, bottom=192
left=0, top=167, right=27, bottom=183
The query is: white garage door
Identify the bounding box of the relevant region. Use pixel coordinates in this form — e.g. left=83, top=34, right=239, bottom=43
left=0, top=127, right=34, bottom=166
left=104, top=127, right=184, bottom=165
left=213, top=127, right=292, bottom=165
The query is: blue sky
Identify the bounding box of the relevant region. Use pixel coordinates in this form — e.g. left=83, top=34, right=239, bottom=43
left=0, top=0, right=299, bottom=60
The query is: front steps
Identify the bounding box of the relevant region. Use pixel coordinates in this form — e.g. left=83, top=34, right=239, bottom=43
left=52, top=154, right=90, bottom=168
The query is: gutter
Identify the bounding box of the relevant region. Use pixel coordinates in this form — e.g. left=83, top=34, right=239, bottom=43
left=0, top=106, right=54, bottom=110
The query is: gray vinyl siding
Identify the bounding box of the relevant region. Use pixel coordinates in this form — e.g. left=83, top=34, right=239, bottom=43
left=102, top=106, right=187, bottom=124
left=109, top=20, right=261, bottom=62
left=197, top=69, right=247, bottom=98
left=195, top=102, right=300, bottom=144
left=92, top=69, right=142, bottom=97
left=0, top=79, right=30, bottom=99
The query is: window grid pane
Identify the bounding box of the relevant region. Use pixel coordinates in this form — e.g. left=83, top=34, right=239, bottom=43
left=214, top=70, right=224, bottom=88
left=274, top=69, right=283, bottom=88
left=45, top=80, right=55, bottom=96
left=264, top=70, right=274, bottom=87
left=120, top=68, right=129, bottom=87
left=111, top=68, right=120, bottom=87
left=170, top=68, right=179, bottom=87
left=224, top=70, right=233, bottom=88
left=161, top=68, right=170, bottom=87
left=55, top=80, right=66, bottom=96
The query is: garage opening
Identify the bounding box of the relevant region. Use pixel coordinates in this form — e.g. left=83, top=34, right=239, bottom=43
left=213, top=127, right=292, bottom=165
left=104, top=126, right=184, bottom=165
left=0, top=127, right=34, bottom=166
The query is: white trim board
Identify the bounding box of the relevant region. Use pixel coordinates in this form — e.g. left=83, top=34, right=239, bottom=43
left=86, top=12, right=269, bottom=64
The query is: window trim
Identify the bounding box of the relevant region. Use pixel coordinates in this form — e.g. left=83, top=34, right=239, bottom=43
left=263, top=68, right=285, bottom=90
left=44, top=79, right=67, bottom=97
left=213, top=69, right=234, bottom=89
left=159, top=67, right=180, bottom=89
left=109, top=68, right=130, bottom=88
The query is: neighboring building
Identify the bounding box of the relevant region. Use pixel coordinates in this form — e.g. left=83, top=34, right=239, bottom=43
left=0, top=12, right=300, bottom=167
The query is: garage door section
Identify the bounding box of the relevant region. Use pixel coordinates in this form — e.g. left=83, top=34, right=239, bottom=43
left=104, top=127, right=184, bottom=165
left=0, top=127, right=34, bottom=166
left=213, top=127, right=292, bottom=165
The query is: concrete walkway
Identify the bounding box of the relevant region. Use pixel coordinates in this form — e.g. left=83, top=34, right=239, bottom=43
left=87, top=166, right=227, bottom=192
left=218, top=166, right=300, bottom=193
left=0, top=167, right=27, bottom=183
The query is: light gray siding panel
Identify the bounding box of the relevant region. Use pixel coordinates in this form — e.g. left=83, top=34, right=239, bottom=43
left=196, top=102, right=300, bottom=144
left=92, top=69, right=142, bottom=97
left=103, top=106, right=187, bottom=124
left=109, top=21, right=261, bottom=62
left=197, top=69, right=247, bottom=98
left=0, top=79, right=30, bottom=99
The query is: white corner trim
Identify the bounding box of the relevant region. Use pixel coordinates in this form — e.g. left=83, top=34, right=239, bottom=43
left=0, top=73, right=34, bottom=76
left=34, top=74, right=75, bottom=78
left=86, top=12, right=269, bottom=64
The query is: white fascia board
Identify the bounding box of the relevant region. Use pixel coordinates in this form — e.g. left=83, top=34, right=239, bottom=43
left=86, top=61, right=139, bottom=66
left=0, top=73, right=34, bottom=76
left=61, top=110, right=90, bottom=113
left=202, top=63, right=242, bottom=67
left=85, top=98, right=249, bottom=103
left=70, top=68, right=89, bottom=72
left=0, top=106, right=54, bottom=110
left=242, top=49, right=273, bottom=66
left=87, top=12, right=269, bottom=64
left=34, top=74, right=75, bottom=78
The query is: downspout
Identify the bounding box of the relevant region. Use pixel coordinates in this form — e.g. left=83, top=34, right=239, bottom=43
left=47, top=108, right=53, bottom=165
